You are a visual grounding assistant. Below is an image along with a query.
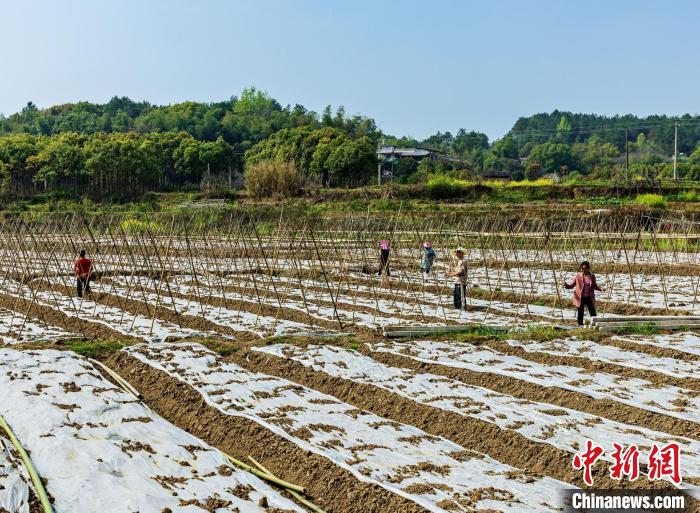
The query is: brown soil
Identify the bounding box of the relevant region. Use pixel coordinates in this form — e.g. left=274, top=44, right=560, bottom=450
left=234, top=349, right=683, bottom=489
left=286, top=269, right=691, bottom=319
left=35, top=280, right=260, bottom=343
left=125, top=279, right=343, bottom=334
left=478, top=258, right=700, bottom=279
left=207, top=280, right=454, bottom=329
left=105, top=351, right=429, bottom=513
left=476, top=338, right=700, bottom=392
left=294, top=279, right=556, bottom=322
left=0, top=290, right=131, bottom=342
left=363, top=348, right=700, bottom=441
left=594, top=335, right=700, bottom=363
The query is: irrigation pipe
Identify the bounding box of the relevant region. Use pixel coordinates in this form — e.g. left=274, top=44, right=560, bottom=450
left=0, top=414, right=54, bottom=513
left=247, top=456, right=327, bottom=513
left=221, top=451, right=306, bottom=494
left=87, top=358, right=141, bottom=399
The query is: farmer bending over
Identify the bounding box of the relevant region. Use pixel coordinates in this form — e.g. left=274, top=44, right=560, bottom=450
left=73, top=250, right=94, bottom=299
left=421, top=242, right=436, bottom=274
left=447, top=249, right=468, bottom=310
left=378, top=240, right=391, bottom=276
left=564, top=260, right=605, bottom=326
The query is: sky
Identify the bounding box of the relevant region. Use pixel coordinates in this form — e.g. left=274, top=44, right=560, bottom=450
left=1, top=0, right=699, bottom=140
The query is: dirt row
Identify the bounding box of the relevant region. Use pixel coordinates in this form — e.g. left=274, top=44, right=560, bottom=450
left=358, top=347, right=700, bottom=441
left=35, top=280, right=261, bottom=344
left=0, top=290, right=130, bottom=342
left=591, top=335, right=700, bottom=363
left=105, top=351, right=428, bottom=513
left=234, top=349, right=675, bottom=491
left=246, top=267, right=691, bottom=318
left=473, top=337, right=700, bottom=393
left=198, top=280, right=452, bottom=329
left=131, top=279, right=345, bottom=333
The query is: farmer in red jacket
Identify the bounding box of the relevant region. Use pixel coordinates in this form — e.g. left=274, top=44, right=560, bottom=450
left=73, top=250, right=94, bottom=299
left=564, top=261, right=605, bottom=326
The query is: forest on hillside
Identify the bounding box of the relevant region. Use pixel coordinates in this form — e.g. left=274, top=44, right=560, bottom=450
left=1, top=89, right=699, bottom=197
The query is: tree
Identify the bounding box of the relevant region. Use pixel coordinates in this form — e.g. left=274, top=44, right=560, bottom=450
left=0, top=134, right=41, bottom=193
left=245, top=126, right=377, bottom=187
left=555, top=115, right=572, bottom=142
left=527, top=142, right=577, bottom=175
left=28, top=132, right=87, bottom=188
left=571, top=135, right=620, bottom=174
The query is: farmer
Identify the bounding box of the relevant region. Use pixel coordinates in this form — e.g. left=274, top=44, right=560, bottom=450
left=446, top=249, right=468, bottom=310
left=420, top=241, right=436, bottom=274
left=73, top=250, right=94, bottom=299
left=378, top=240, right=391, bottom=276
left=564, top=260, right=605, bottom=326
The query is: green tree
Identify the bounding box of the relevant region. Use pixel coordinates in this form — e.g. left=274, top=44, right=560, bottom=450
left=527, top=142, right=577, bottom=175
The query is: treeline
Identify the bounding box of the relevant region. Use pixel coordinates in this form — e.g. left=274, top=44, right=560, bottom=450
left=383, top=113, right=700, bottom=183
left=1, top=89, right=700, bottom=197
left=0, top=88, right=379, bottom=150
left=0, top=88, right=381, bottom=195
left=510, top=111, right=700, bottom=155
left=0, top=132, right=235, bottom=195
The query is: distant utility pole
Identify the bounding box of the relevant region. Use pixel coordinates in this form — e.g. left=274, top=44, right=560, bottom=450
left=673, top=122, right=679, bottom=180
left=377, top=139, right=384, bottom=186
left=625, top=129, right=629, bottom=177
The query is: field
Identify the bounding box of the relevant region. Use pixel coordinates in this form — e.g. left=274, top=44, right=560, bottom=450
left=1, top=210, right=699, bottom=512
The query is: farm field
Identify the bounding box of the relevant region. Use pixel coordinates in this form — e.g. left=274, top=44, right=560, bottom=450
left=0, top=210, right=699, bottom=512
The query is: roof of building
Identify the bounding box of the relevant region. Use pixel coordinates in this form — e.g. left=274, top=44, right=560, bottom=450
left=378, top=146, right=459, bottom=162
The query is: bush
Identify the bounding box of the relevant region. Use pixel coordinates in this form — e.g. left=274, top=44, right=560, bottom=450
left=425, top=175, right=475, bottom=199
left=676, top=190, right=700, bottom=202
left=120, top=218, right=162, bottom=234
left=635, top=193, right=667, bottom=209
left=244, top=160, right=303, bottom=198
left=508, top=178, right=555, bottom=187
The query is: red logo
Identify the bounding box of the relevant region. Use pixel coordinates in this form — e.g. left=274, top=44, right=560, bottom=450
left=609, top=443, right=640, bottom=481
left=573, top=441, right=681, bottom=486
left=648, top=443, right=681, bottom=485
left=573, top=440, right=605, bottom=486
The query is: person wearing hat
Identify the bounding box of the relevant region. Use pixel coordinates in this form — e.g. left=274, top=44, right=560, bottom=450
left=420, top=241, right=436, bottom=274
left=378, top=240, right=391, bottom=276
left=447, top=249, right=468, bottom=310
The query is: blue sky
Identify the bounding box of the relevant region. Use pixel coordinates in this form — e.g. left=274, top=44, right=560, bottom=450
left=1, top=0, right=698, bottom=140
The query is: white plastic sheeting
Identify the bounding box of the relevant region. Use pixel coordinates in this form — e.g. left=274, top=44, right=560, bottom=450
left=613, top=332, right=700, bottom=357
left=0, top=348, right=304, bottom=513
left=126, top=342, right=566, bottom=513
left=505, top=337, right=700, bottom=379
left=0, top=307, right=74, bottom=345
left=106, top=276, right=313, bottom=337
left=257, top=343, right=700, bottom=482
left=369, top=340, right=700, bottom=423
left=0, top=436, right=30, bottom=513
left=19, top=278, right=208, bottom=342
left=170, top=273, right=528, bottom=329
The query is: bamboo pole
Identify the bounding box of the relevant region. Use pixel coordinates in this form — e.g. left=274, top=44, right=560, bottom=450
left=247, top=456, right=327, bottom=513
left=221, top=451, right=305, bottom=494
left=0, top=414, right=54, bottom=513
left=87, top=358, right=141, bottom=399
